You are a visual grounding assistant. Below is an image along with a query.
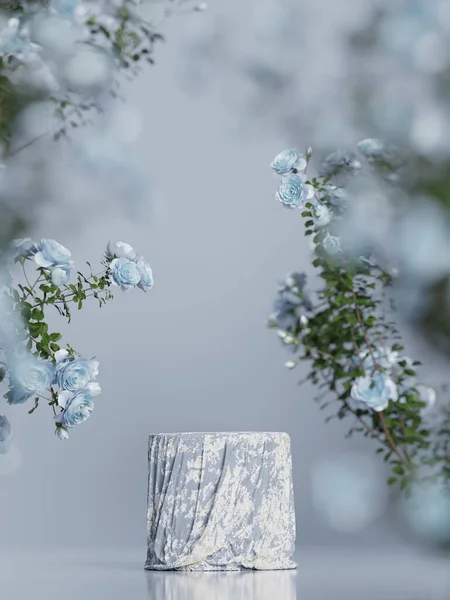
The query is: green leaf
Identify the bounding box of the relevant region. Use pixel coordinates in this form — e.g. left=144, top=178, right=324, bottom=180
left=31, top=308, right=45, bottom=321
left=392, top=465, right=404, bottom=476
left=28, top=323, right=42, bottom=337
left=50, top=343, right=60, bottom=352
left=49, top=332, right=62, bottom=342
left=387, top=477, right=397, bottom=485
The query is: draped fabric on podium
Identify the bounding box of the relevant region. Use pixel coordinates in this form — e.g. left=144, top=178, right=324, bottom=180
left=145, top=432, right=296, bottom=571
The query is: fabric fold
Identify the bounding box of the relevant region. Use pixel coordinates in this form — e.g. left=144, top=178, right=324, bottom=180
left=145, top=432, right=296, bottom=571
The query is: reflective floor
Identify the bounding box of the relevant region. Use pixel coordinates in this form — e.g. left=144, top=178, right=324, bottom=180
left=0, top=548, right=449, bottom=600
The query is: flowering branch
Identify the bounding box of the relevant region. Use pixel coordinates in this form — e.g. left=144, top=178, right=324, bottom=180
left=0, top=237, right=154, bottom=451
left=268, top=145, right=446, bottom=491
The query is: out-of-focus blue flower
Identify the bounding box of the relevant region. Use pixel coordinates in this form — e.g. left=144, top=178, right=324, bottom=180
left=11, top=238, right=37, bottom=260
left=356, top=346, right=400, bottom=372
left=325, top=185, right=348, bottom=207
left=392, top=201, right=450, bottom=284
left=51, top=265, right=71, bottom=286
left=55, top=351, right=99, bottom=392
left=110, top=257, right=141, bottom=290
left=0, top=415, right=12, bottom=455
left=106, top=240, right=136, bottom=260
left=134, top=256, right=154, bottom=292
left=0, top=18, right=39, bottom=62
left=270, top=149, right=306, bottom=175
left=401, top=478, right=450, bottom=547
left=276, top=174, right=313, bottom=209
left=357, top=138, right=405, bottom=169
left=311, top=453, right=388, bottom=532
left=34, top=239, right=72, bottom=268
left=319, top=150, right=362, bottom=178
left=55, top=388, right=94, bottom=428
left=351, top=373, right=398, bottom=412
left=52, top=0, right=82, bottom=18
left=312, top=203, right=331, bottom=227
left=357, top=138, right=385, bottom=157
left=270, top=272, right=313, bottom=332
left=322, top=233, right=341, bottom=255
left=415, top=384, right=437, bottom=412
left=5, top=356, right=55, bottom=405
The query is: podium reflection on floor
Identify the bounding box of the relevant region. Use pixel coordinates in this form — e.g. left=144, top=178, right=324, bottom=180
left=145, top=570, right=297, bottom=600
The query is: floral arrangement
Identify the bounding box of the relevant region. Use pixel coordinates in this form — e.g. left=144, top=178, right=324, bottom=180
left=0, top=237, right=153, bottom=452
left=268, top=145, right=450, bottom=492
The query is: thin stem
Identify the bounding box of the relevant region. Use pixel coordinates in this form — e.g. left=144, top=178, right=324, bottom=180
left=378, top=411, right=408, bottom=466
left=352, top=289, right=379, bottom=376
left=7, top=133, right=47, bottom=158
left=21, top=264, right=36, bottom=299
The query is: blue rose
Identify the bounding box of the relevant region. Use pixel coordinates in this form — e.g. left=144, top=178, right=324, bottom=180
left=5, top=356, right=55, bottom=405
left=11, top=238, right=37, bottom=260
left=51, top=265, right=71, bottom=287
left=276, top=175, right=312, bottom=209
left=56, top=388, right=94, bottom=428
left=34, top=239, right=72, bottom=268
left=110, top=257, right=141, bottom=290
left=55, top=353, right=99, bottom=392
left=270, top=149, right=306, bottom=175
left=0, top=415, right=12, bottom=454
left=351, top=373, right=398, bottom=412
left=134, top=256, right=154, bottom=292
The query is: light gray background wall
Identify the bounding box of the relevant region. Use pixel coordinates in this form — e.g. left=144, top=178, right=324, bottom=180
left=0, top=0, right=444, bottom=553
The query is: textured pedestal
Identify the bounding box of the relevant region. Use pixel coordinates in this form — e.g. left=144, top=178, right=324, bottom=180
left=145, top=432, right=296, bottom=571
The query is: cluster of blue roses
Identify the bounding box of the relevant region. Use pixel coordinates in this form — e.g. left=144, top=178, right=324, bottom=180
left=5, top=350, right=100, bottom=441
left=270, top=148, right=342, bottom=256
left=12, top=237, right=154, bottom=293
left=269, top=145, right=437, bottom=415
left=13, top=237, right=74, bottom=286
left=106, top=240, right=154, bottom=292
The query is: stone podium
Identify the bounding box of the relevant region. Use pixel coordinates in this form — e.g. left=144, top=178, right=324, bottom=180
left=145, top=432, right=296, bottom=571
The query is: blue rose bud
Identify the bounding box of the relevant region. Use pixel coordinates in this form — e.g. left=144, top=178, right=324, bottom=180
left=110, top=257, right=141, bottom=290
left=55, top=426, right=70, bottom=441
